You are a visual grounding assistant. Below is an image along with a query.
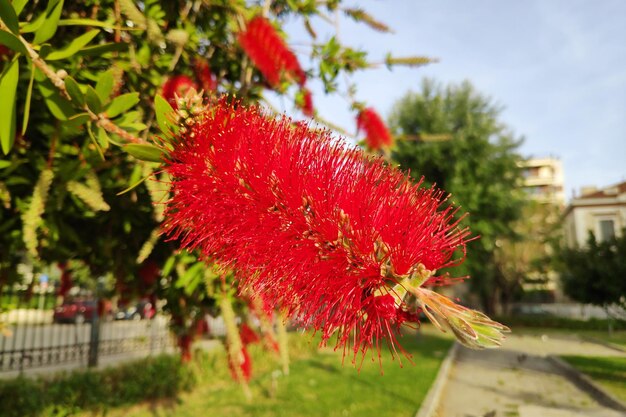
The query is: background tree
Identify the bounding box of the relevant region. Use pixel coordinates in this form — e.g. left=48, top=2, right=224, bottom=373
left=389, top=79, right=526, bottom=314
left=559, top=231, right=626, bottom=316
left=493, top=200, right=563, bottom=311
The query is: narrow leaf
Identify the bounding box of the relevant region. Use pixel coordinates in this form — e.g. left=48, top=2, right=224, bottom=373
left=33, top=0, right=65, bottom=44
left=96, top=127, right=110, bottom=150
left=37, top=81, right=74, bottom=120
left=22, top=63, right=36, bottom=135
left=106, top=92, right=139, bottom=118
left=46, top=29, right=100, bottom=60
left=0, top=0, right=20, bottom=34
left=0, top=30, right=27, bottom=55
left=123, top=143, right=164, bottom=163
left=58, top=18, right=136, bottom=30
left=0, top=58, right=18, bottom=154
left=63, top=76, right=84, bottom=106
left=95, top=69, right=114, bottom=103
left=75, top=42, right=128, bottom=56
left=21, top=12, right=46, bottom=33
left=12, top=0, right=28, bottom=16
left=116, top=175, right=149, bottom=195
left=86, top=123, right=105, bottom=160
left=154, top=94, right=177, bottom=138
left=84, top=85, right=102, bottom=114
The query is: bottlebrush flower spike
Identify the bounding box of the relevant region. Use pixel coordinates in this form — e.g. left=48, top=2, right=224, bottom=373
left=238, top=16, right=306, bottom=88
left=357, top=108, right=394, bottom=150
left=161, top=75, right=198, bottom=108
left=297, top=88, right=314, bottom=117
left=194, top=59, right=217, bottom=92
left=162, top=98, right=509, bottom=365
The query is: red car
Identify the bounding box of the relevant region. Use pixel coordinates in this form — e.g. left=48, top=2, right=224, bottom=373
left=53, top=299, right=112, bottom=324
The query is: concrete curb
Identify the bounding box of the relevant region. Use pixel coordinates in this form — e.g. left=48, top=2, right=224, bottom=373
left=547, top=355, right=626, bottom=413
left=415, top=342, right=459, bottom=417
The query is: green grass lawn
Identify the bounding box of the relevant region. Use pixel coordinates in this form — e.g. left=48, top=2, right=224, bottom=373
left=97, top=327, right=452, bottom=417
left=561, top=355, right=626, bottom=403
left=513, top=327, right=626, bottom=350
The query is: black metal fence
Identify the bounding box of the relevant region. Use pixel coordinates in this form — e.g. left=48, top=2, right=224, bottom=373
left=0, top=285, right=175, bottom=374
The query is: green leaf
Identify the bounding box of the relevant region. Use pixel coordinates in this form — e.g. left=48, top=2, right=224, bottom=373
left=154, top=94, right=178, bottom=138
left=22, top=63, right=36, bottom=135
left=116, top=174, right=149, bottom=196
left=95, top=69, right=114, bottom=103
left=0, top=29, right=27, bottom=55
left=65, top=112, right=91, bottom=127
left=106, top=92, right=139, bottom=118
left=0, top=160, right=11, bottom=169
left=123, top=143, right=164, bottom=163
left=86, top=123, right=105, bottom=160
left=37, top=79, right=75, bottom=120
left=21, top=12, right=46, bottom=33
left=75, top=42, right=128, bottom=56
left=46, top=29, right=100, bottom=60
left=58, top=18, right=136, bottom=30
left=96, top=127, right=110, bottom=150
left=0, top=58, right=18, bottom=154
left=33, top=0, right=65, bottom=44
left=0, top=0, right=20, bottom=34
left=84, top=85, right=102, bottom=114
left=12, top=0, right=28, bottom=16
left=63, top=76, right=84, bottom=106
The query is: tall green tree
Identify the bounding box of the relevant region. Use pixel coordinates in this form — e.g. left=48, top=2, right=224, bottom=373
left=389, top=79, right=525, bottom=314
left=559, top=232, right=626, bottom=313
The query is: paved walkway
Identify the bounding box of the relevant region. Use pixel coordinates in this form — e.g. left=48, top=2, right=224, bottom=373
left=435, top=333, right=625, bottom=417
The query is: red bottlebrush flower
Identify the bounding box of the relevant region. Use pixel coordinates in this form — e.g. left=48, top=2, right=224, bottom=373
left=357, top=108, right=394, bottom=150
left=139, top=260, right=160, bottom=286
left=163, top=99, right=507, bottom=365
left=161, top=75, right=198, bottom=108
left=298, top=88, right=314, bottom=117
left=240, top=323, right=261, bottom=345
left=238, top=16, right=306, bottom=88
left=229, top=346, right=253, bottom=382
left=194, top=59, right=216, bottom=92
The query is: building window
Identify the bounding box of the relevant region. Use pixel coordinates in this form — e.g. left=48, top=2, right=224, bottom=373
left=598, top=219, right=615, bottom=242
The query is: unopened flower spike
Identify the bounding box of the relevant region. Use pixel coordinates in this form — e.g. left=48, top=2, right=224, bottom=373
left=162, top=97, right=509, bottom=366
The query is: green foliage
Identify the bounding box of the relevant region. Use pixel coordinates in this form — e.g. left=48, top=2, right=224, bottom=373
left=0, top=354, right=196, bottom=417
left=389, top=79, right=526, bottom=313
left=559, top=231, right=626, bottom=309
left=0, top=57, right=18, bottom=154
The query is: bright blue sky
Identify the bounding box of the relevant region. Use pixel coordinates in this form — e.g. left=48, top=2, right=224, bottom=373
left=276, top=0, right=626, bottom=201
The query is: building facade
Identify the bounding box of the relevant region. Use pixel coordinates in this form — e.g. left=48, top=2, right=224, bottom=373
left=563, top=181, right=626, bottom=247
left=519, top=157, right=565, bottom=207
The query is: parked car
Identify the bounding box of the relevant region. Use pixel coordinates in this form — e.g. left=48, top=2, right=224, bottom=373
left=53, top=299, right=112, bottom=324
left=114, top=299, right=156, bottom=321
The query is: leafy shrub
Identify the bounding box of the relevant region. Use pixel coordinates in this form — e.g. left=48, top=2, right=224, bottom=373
left=0, top=354, right=196, bottom=417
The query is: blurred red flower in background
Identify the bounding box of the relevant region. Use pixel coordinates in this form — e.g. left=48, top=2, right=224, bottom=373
left=357, top=108, right=394, bottom=150
left=161, top=75, right=197, bottom=108
left=238, top=16, right=306, bottom=88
